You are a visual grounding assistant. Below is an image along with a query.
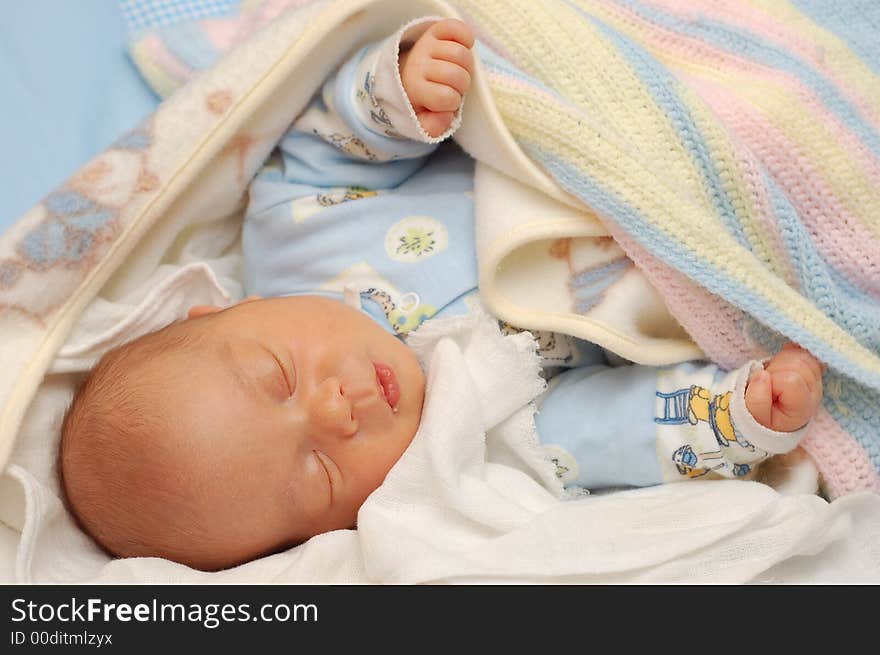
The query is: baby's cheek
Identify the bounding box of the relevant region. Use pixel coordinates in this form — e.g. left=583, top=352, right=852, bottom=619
left=347, top=447, right=400, bottom=504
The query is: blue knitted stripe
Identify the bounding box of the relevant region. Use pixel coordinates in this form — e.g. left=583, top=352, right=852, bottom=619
left=791, top=0, right=880, bottom=77
left=159, top=21, right=221, bottom=72
left=764, top=173, right=880, bottom=350
left=824, top=376, right=880, bottom=471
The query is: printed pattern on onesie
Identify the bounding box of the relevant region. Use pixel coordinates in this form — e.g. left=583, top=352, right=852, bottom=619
left=243, top=24, right=609, bottom=370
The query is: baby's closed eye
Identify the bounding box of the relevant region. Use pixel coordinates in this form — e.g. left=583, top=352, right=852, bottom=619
left=265, top=347, right=295, bottom=398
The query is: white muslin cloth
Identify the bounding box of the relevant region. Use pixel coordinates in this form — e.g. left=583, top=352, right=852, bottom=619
left=6, top=300, right=879, bottom=583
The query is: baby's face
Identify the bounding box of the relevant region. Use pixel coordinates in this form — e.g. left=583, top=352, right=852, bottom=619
left=151, top=296, right=425, bottom=566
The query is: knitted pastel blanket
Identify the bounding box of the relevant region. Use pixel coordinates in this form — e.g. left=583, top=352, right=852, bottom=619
left=124, top=0, right=880, bottom=498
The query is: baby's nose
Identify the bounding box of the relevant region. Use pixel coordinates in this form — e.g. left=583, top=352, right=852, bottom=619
left=306, top=377, right=357, bottom=438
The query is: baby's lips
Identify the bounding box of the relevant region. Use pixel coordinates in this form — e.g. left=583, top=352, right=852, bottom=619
left=374, top=362, right=400, bottom=410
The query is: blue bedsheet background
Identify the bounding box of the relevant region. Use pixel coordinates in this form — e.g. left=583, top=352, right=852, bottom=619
left=0, top=0, right=160, bottom=232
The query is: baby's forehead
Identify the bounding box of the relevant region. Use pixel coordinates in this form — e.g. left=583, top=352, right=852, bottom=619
left=109, top=324, right=222, bottom=409
left=142, top=318, right=225, bottom=364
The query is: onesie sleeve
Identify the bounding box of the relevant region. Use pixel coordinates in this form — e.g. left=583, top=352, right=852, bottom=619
left=242, top=18, right=471, bottom=298
left=345, top=16, right=465, bottom=144
left=535, top=358, right=810, bottom=490
left=293, top=16, right=459, bottom=166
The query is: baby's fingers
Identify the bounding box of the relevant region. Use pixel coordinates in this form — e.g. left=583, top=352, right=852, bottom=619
left=410, top=79, right=462, bottom=113
left=428, top=18, right=475, bottom=49
left=745, top=370, right=773, bottom=429
left=416, top=110, right=456, bottom=138
left=772, top=369, right=812, bottom=431
left=425, top=59, right=471, bottom=95
left=431, top=39, right=475, bottom=76
left=776, top=343, right=824, bottom=381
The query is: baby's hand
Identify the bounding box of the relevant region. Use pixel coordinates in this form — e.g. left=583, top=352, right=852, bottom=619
left=744, top=343, right=825, bottom=432
left=399, top=19, right=475, bottom=138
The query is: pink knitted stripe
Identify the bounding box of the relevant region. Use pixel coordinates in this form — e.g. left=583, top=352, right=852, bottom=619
left=687, top=64, right=880, bottom=202
left=633, top=0, right=880, bottom=127
left=232, top=0, right=322, bottom=44
left=694, top=79, right=880, bottom=297
left=678, top=73, right=800, bottom=289
left=801, top=409, right=880, bottom=498
left=201, top=18, right=243, bottom=52
left=248, top=0, right=313, bottom=25
left=644, top=0, right=817, bottom=55
left=681, top=69, right=880, bottom=234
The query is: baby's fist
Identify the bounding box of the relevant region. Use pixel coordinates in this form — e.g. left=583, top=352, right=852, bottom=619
left=399, top=19, right=475, bottom=138
left=745, top=343, right=824, bottom=433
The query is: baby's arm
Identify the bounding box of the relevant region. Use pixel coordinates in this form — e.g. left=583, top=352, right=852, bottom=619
left=243, top=18, right=475, bottom=295
left=535, top=344, right=823, bottom=489
left=246, top=18, right=474, bottom=209
left=399, top=19, right=475, bottom=138
left=326, top=16, right=474, bottom=152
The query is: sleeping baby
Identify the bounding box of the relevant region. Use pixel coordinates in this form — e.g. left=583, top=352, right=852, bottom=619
left=59, top=18, right=825, bottom=571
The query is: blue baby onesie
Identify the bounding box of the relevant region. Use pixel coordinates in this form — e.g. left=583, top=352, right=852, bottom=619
left=243, top=27, right=807, bottom=491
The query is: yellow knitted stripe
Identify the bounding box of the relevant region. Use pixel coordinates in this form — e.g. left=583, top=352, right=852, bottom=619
left=460, top=0, right=715, bottom=218
left=570, top=0, right=879, bottom=115
left=555, top=0, right=781, bottom=267
left=130, top=41, right=182, bottom=99
left=669, top=54, right=880, bottom=238
left=489, top=79, right=880, bottom=373
left=463, top=0, right=795, bottom=269
left=564, top=0, right=880, bottom=237
left=573, top=0, right=795, bottom=274
left=457, top=0, right=880, bottom=371
left=672, top=82, right=787, bottom=278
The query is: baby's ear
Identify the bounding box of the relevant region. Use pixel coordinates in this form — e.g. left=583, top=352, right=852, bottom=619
left=187, top=305, right=223, bottom=319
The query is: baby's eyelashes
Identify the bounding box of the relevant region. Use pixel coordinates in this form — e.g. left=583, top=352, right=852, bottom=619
left=268, top=350, right=295, bottom=398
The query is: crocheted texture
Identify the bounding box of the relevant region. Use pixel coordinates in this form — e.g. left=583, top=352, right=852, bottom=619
left=123, top=0, right=880, bottom=498
left=453, top=0, right=880, bottom=498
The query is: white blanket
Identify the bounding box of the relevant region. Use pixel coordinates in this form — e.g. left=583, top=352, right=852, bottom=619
left=5, top=281, right=880, bottom=583
left=2, top=0, right=879, bottom=583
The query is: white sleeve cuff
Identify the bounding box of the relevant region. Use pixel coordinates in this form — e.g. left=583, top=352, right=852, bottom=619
left=354, top=16, right=464, bottom=144
left=729, top=360, right=811, bottom=455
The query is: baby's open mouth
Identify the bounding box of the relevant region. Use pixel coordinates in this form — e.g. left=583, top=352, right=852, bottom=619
left=373, top=363, right=400, bottom=410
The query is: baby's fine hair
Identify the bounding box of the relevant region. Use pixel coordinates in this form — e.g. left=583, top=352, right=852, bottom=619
left=58, top=319, right=207, bottom=564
